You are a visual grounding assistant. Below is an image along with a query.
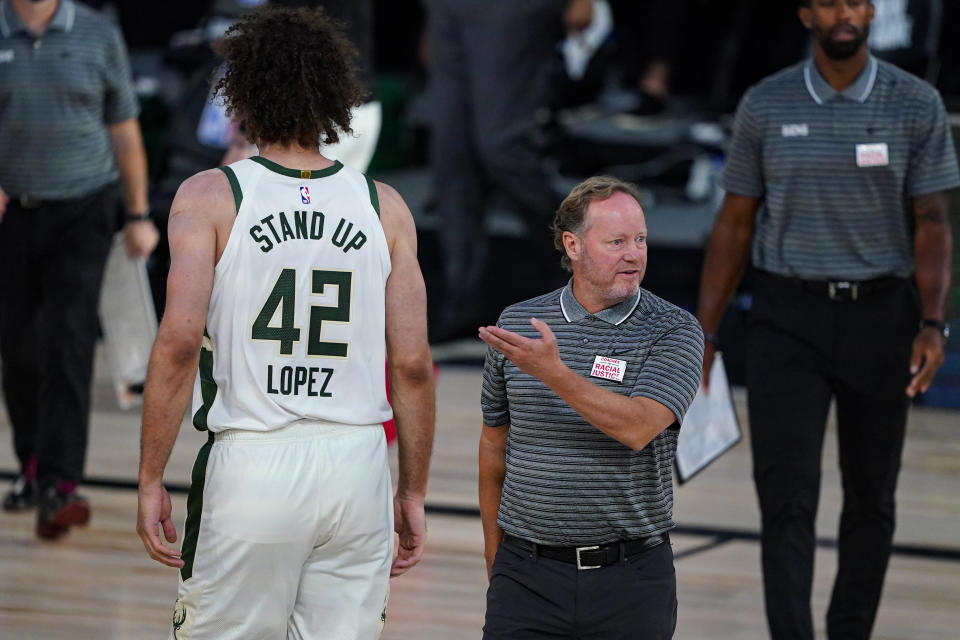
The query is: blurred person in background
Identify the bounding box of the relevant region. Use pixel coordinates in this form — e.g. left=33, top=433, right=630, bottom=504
left=697, top=1, right=958, bottom=638
left=0, top=0, right=158, bottom=538
left=427, top=0, right=593, bottom=341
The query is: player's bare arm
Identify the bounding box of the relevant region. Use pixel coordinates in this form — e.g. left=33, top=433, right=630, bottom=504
left=696, top=192, right=760, bottom=388
left=378, top=180, right=436, bottom=577
left=907, top=190, right=954, bottom=397
left=137, top=170, right=231, bottom=568
left=479, top=319, right=676, bottom=451
left=478, top=422, right=508, bottom=579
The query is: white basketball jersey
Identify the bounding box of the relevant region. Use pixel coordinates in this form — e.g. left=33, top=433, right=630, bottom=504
left=191, top=157, right=393, bottom=432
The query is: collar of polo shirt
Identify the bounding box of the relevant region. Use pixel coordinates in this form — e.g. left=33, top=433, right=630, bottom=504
left=559, top=279, right=641, bottom=326
left=0, top=0, right=76, bottom=38
left=803, top=54, right=878, bottom=105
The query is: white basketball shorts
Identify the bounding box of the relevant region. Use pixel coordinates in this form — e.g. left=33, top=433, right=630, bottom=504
left=169, top=421, right=393, bottom=640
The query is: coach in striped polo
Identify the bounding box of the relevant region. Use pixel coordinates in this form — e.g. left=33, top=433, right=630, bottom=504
left=478, top=176, right=703, bottom=639
left=0, top=0, right=158, bottom=537
left=697, top=1, right=959, bottom=639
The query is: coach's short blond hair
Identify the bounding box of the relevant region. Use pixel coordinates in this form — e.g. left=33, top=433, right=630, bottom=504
left=551, top=176, right=644, bottom=272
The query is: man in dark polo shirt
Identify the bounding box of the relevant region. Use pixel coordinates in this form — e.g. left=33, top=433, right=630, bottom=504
left=478, top=176, right=703, bottom=639
left=697, top=1, right=959, bottom=638
left=0, top=0, right=159, bottom=538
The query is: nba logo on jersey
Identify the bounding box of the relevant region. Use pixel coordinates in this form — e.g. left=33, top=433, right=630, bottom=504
left=300, top=186, right=311, bottom=204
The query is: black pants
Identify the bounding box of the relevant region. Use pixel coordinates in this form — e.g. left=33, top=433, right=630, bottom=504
left=746, top=271, right=920, bottom=640
left=0, top=186, right=117, bottom=488
left=483, top=536, right=677, bottom=639
left=429, top=0, right=564, bottom=322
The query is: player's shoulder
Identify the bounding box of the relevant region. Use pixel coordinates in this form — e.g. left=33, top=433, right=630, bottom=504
left=370, top=179, right=406, bottom=218
left=171, top=168, right=235, bottom=221
left=368, top=177, right=415, bottom=244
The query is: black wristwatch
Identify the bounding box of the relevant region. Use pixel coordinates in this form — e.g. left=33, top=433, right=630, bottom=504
left=921, top=319, right=950, bottom=339
left=125, top=208, right=151, bottom=223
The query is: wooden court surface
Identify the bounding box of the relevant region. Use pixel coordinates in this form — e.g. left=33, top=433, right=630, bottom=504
left=1, top=357, right=959, bottom=639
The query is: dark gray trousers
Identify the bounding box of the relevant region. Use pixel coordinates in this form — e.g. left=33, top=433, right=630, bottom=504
left=429, top=0, right=565, bottom=316
left=746, top=271, right=919, bottom=640
left=0, top=185, right=116, bottom=488
left=483, top=536, right=677, bottom=639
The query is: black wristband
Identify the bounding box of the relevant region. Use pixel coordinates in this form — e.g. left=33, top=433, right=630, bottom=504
left=703, top=332, right=720, bottom=347
left=921, top=319, right=950, bottom=339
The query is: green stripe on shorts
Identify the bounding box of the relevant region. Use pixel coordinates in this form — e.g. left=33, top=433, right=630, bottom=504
left=180, top=431, right=214, bottom=582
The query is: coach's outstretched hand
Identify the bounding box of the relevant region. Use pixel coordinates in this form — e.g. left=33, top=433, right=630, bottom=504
left=137, top=481, right=184, bottom=568
left=391, top=493, right=426, bottom=577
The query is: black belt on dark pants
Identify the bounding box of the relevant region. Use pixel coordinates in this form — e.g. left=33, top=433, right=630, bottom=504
left=10, top=187, right=112, bottom=210
left=503, top=533, right=666, bottom=570
left=11, top=193, right=51, bottom=209
left=766, top=272, right=905, bottom=302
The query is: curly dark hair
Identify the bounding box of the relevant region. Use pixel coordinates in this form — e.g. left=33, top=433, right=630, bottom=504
left=552, top=176, right=644, bottom=272
left=212, top=6, right=367, bottom=148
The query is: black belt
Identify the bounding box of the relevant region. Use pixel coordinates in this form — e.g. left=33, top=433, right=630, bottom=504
left=10, top=187, right=110, bottom=210
left=771, top=273, right=904, bottom=302
left=11, top=193, right=47, bottom=209
left=10, top=193, right=72, bottom=209
left=502, top=533, right=665, bottom=570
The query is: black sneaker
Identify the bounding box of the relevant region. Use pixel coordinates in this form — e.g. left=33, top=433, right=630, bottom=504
left=2, top=474, right=39, bottom=512
left=36, top=487, right=90, bottom=540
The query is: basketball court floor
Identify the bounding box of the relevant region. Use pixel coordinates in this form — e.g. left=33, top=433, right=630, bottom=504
left=1, top=349, right=958, bottom=639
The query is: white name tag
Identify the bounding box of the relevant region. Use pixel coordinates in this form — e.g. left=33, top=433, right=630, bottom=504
left=781, top=124, right=809, bottom=137
left=0, top=50, right=14, bottom=64
left=590, top=355, right=626, bottom=383
left=856, top=143, right=889, bottom=167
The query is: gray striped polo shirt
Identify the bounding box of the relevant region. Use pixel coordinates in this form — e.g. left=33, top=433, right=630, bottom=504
left=0, top=0, right=139, bottom=199
left=722, top=55, right=960, bottom=280
left=481, top=281, right=703, bottom=545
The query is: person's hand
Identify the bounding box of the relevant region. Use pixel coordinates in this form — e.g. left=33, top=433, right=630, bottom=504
left=906, top=326, right=946, bottom=398
left=484, top=532, right=503, bottom=581
left=391, top=493, right=426, bottom=577
left=0, top=184, right=8, bottom=222
left=564, top=0, right=593, bottom=33
left=137, top=481, right=183, bottom=568
left=701, top=340, right=717, bottom=391
left=124, top=219, right=160, bottom=259
left=478, top=318, right=564, bottom=384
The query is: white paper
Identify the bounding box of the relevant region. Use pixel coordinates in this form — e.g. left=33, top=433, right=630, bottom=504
left=676, top=352, right=741, bottom=483
left=98, top=234, right=158, bottom=410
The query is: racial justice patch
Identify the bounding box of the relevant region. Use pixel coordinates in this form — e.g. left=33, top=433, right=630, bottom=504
left=590, top=355, right=626, bottom=383
left=856, top=143, right=889, bottom=168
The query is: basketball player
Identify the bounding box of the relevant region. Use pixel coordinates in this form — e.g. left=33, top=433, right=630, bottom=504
left=135, top=7, right=435, bottom=639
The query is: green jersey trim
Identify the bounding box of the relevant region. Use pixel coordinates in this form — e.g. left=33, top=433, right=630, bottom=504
left=365, top=175, right=381, bottom=219
left=218, top=166, right=243, bottom=213
left=180, top=432, right=214, bottom=582
left=192, top=335, right=217, bottom=432
left=250, top=156, right=344, bottom=179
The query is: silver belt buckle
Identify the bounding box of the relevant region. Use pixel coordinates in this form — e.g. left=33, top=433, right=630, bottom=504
left=575, top=545, right=601, bottom=570
left=828, top=281, right=857, bottom=301
left=19, top=193, right=40, bottom=208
